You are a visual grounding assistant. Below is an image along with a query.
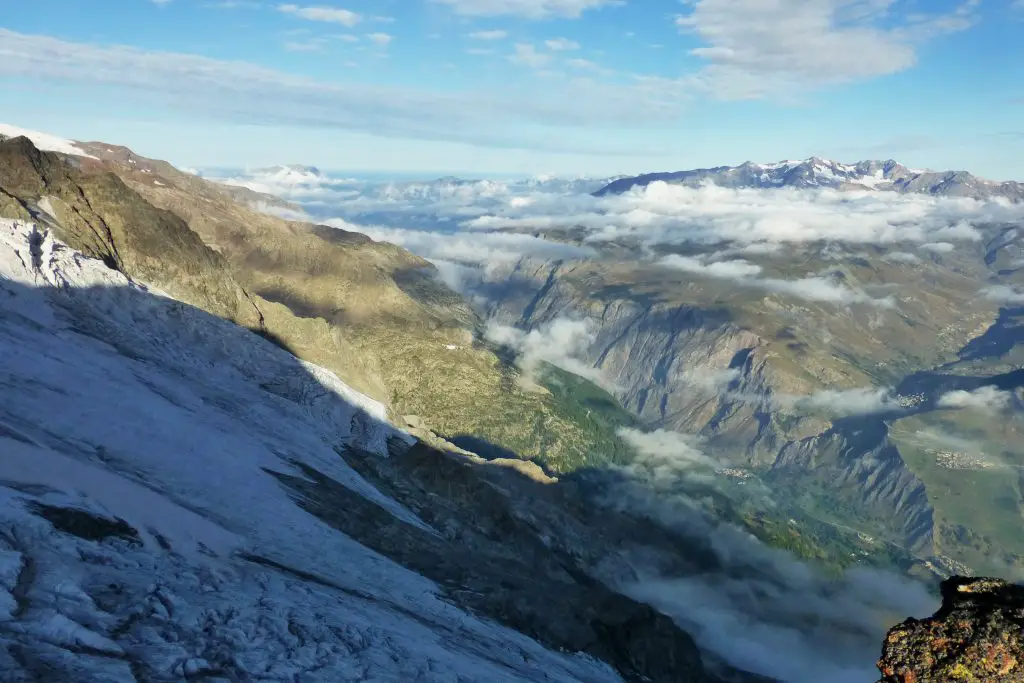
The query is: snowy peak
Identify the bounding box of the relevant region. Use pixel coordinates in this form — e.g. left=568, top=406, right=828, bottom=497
left=250, top=164, right=327, bottom=185
left=0, top=122, right=97, bottom=159
left=596, top=157, right=1024, bottom=201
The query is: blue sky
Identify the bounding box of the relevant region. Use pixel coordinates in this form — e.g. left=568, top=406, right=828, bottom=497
left=0, top=0, right=1022, bottom=177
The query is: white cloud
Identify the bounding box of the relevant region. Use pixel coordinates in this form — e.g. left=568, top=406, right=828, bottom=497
left=981, top=285, right=1024, bottom=304
left=883, top=251, right=921, bottom=264
left=676, top=0, right=980, bottom=99
left=544, top=37, right=580, bottom=51
left=0, top=29, right=677, bottom=155
left=484, top=318, right=608, bottom=386
left=248, top=200, right=311, bottom=221
left=213, top=167, right=1024, bottom=313
left=627, top=563, right=936, bottom=683
left=283, top=37, right=329, bottom=52
left=319, top=217, right=594, bottom=271
left=660, top=254, right=763, bottom=279
left=433, top=0, right=621, bottom=19
left=278, top=4, right=361, bottom=26
left=785, top=387, right=901, bottom=417
left=761, top=276, right=892, bottom=306
left=659, top=253, right=890, bottom=306
left=680, top=367, right=742, bottom=394
left=566, top=58, right=597, bottom=69
left=508, top=43, right=550, bottom=67
left=599, top=427, right=939, bottom=683
left=617, top=428, right=718, bottom=477
left=468, top=29, right=508, bottom=40
left=366, top=32, right=393, bottom=47
left=938, top=386, right=1013, bottom=412
left=671, top=363, right=902, bottom=418
left=152, top=0, right=173, bottom=5
left=463, top=181, right=1020, bottom=250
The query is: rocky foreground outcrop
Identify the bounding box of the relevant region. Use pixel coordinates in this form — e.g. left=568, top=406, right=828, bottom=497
left=878, top=576, right=1024, bottom=682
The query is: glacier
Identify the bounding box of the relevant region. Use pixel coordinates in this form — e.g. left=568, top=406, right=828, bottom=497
left=0, top=218, right=623, bottom=682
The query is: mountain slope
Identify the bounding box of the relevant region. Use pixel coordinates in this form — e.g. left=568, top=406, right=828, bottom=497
left=0, top=133, right=641, bottom=473
left=471, top=226, right=1022, bottom=575
left=0, top=217, right=740, bottom=683
left=595, top=158, right=1024, bottom=201
left=0, top=135, right=261, bottom=328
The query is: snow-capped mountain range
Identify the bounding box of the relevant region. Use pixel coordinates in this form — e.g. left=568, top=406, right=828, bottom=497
left=596, top=157, right=1024, bottom=201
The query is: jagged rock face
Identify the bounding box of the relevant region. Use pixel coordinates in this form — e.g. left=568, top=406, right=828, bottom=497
left=877, top=577, right=1024, bottom=682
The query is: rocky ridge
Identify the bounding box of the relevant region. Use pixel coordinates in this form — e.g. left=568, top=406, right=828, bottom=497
left=596, top=157, right=1024, bottom=202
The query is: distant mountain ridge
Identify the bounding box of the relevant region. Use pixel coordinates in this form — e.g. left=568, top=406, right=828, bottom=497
left=595, top=157, right=1024, bottom=201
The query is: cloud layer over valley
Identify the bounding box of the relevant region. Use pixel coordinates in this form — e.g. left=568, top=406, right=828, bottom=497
left=216, top=165, right=1024, bottom=312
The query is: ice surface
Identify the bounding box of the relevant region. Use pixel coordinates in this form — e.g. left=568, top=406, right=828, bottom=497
left=0, top=218, right=622, bottom=682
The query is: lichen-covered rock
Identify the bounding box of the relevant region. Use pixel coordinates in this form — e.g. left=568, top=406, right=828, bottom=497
left=877, top=576, right=1024, bottom=682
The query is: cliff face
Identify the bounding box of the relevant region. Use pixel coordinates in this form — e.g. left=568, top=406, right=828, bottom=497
left=878, top=577, right=1024, bottom=682
left=475, top=256, right=939, bottom=559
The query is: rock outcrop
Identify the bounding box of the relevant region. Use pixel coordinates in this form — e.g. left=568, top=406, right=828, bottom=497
left=877, top=576, right=1024, bottom=682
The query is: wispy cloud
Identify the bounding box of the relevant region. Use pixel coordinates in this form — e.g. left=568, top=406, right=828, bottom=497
left=205, top=0, right=261, bottom=7
left=468, top=29, right=508, bottom=40
left=433, top=0, right=621, bottom=19
left=221, top=165, right=1024, bottom=312
left=938, top=386, right=1014, bottom=411
left=366, top=32, right=393, bottom=47
left=598, top=430, right=938, bottom=682
left=981, top=284, right=1024, bottom=304
left=660, top=253, right=891, bottom=305
left=0, top=29, right=680, bottom=155
left=508, top=43, right=550, bottom=67
left=485, top=317, right=608, bottom=387
left=283, top=37, right=329, bottom=52
left=676, top=0, right=981, bottom=99
left=617, top=427, right=718, bottom=473
left=463, top=181, right=1014, bottom=252
left=278, top=4, right=361, bottom=26
left=544, top=37, right=580, bottom=51
left=785, top=387, right=902, bottom=417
